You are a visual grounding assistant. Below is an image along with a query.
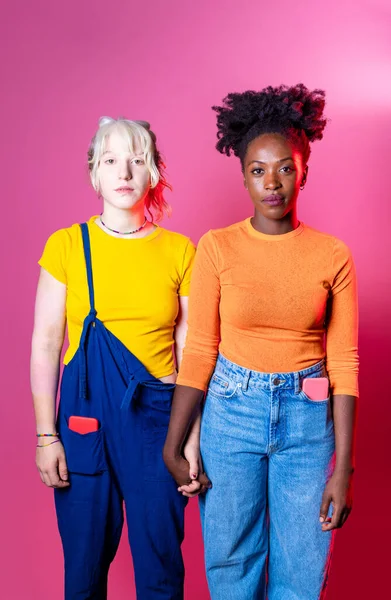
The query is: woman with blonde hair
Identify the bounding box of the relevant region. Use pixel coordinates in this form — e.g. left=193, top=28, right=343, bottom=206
left=31, top=117, right=196, bottom=599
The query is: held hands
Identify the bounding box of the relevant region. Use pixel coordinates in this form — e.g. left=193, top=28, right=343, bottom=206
left=319, top=467, right=354, bottom=531
left=163, top=404, right=212, bottom=498
left=36, top=440, right=70, bottom=488
left=178, top=439, right=212, bottom=498
left=163, top=432, right=212, bottom=498
left=164, top=452, right=211, bottom=498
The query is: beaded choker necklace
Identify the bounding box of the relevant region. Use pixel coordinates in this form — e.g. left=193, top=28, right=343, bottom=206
left=99, top=214, right=148, bottom=235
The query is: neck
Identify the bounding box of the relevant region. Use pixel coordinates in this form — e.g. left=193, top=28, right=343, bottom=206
left=101, top=203, right=146, bottom=232
left=251, top=210, right=299, bottom=235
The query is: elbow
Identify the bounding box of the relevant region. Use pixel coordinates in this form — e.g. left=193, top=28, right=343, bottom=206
left=31, top=329, right=64, bottom=358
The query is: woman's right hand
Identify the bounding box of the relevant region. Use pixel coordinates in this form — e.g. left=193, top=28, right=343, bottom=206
left=163, top=452, right=211, bottom=497
left=36, top=440, right=70, bottom=488
left=163, top=422, right=212, bottom=498
left=162, top=384, right=210, bottom=496
left=179, top=438, right=212, bottom=497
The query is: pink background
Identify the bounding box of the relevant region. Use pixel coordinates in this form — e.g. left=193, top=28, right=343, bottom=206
left=1, top=0, right=390, bottom=597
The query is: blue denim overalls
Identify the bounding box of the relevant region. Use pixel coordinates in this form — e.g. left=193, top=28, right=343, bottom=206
left=55, top=223, right=187, bottom=599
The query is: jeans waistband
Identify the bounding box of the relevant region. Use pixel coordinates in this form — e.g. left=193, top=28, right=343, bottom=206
left=215, top=353, right=327, bottom=393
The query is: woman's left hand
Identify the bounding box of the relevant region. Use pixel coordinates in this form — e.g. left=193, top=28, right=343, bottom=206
left=177, top=411, right=211, bottom=497
left=319, top=467, right=354, bottom=531
left=177, top=439, right=207, bottom=497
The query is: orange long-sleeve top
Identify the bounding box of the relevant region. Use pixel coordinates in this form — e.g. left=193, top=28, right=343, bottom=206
left=177, top=218, right=359, bottom=397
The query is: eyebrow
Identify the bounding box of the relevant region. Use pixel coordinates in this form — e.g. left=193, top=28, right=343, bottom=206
left=248, top=156, right=294, bottom=165
left=101, top=150, right=143, bottom=157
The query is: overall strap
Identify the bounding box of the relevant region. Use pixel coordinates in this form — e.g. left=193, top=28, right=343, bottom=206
left=78, top=223, right=97, bottom=399
left=80, top=223, right=96, bottom=314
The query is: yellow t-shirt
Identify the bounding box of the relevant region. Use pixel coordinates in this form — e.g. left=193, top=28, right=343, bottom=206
left=38, top=216, right=196, bottom=378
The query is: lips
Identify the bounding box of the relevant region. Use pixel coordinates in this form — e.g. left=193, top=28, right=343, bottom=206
left=115, top=187, right=133, bottom=193
left=262, top=194, right=285, bottom=206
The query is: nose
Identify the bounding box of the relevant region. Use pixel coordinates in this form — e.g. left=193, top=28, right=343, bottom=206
left=264, top=170, right=281, bottom=191
left=119, top=161, right=132, bottom=181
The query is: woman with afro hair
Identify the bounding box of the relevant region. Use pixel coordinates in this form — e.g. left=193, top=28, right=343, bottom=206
left=164, top=84, right=358, bottom=599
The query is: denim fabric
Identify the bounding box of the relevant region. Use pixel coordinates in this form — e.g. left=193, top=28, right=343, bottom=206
left=55, top=224, right=187, bottom=599
left=199, top=353, right=335, bottom=600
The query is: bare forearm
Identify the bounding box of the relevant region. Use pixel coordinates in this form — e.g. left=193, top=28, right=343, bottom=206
left=163, top=384, right=204, bottom=460
left=174, top=342, right=184, bottom=372
left=174, top=295, right=189, bottom=373
left=31, top=341, right=62, bottom=433
left=188, top=406, right=201, bottom=437
left=332, top=394, right=358, bottom=472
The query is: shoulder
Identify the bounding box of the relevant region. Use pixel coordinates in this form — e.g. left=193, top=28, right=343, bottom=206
left=157, top=227, right=195, bottom=253
left=39, top=222, right=84, bottom=283
left=303, top=224, right=352, bottom=253
left=199, top=219, right=247, bottom=249
left=42, top=222, right=82, bottom=252
left=302, top=224, right=354, bottom=272
left=195, top=221, right=247, bottom=272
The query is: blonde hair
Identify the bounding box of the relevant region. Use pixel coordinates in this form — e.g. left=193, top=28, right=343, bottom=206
left=88, top=117, right=172, bottom=221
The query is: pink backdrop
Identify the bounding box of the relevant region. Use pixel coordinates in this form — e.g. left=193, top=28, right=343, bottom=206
left=1, top=0, right=390, bottom=597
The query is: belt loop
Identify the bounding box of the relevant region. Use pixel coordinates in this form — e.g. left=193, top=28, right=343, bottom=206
left=121, top=377, right=140, bottom=411
left=242, top=369, right=250, bottom=392
left=294, top=371, right=301, bottom=394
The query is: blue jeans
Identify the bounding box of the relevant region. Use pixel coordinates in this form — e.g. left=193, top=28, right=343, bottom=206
left=199, top=353, right=335, bottom=600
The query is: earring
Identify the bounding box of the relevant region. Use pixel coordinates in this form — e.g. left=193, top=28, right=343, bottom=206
left=300, top=183, right=305, bottom=190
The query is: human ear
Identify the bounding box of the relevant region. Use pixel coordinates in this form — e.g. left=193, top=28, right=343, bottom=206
left=300, top=165, right=309, bottom=190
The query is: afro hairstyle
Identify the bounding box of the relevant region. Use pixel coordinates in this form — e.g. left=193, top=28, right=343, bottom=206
left=213, top=84, right=327, bottom=167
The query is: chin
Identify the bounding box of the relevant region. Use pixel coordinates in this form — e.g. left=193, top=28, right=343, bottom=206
left=257, top=207, right=285, bottom=219
left=257, top=201, right=293, bottom=219
left=108, top=198, right=141, bottom=210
